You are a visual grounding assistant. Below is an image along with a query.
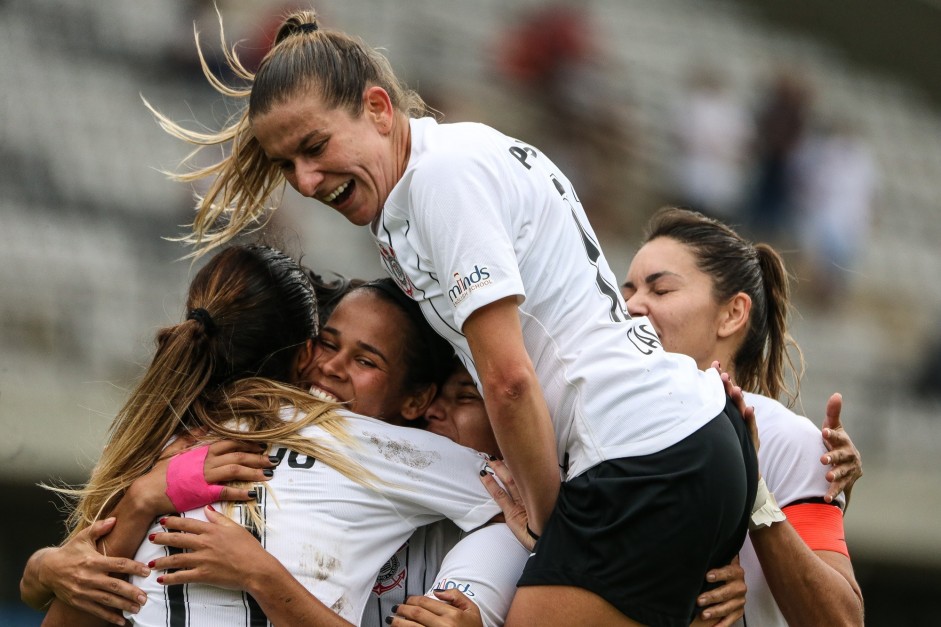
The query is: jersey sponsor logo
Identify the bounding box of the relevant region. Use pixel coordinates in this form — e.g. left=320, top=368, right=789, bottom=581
left=431, top=577, right=476, bottom=598
left=627, top=321, right=661, bottom=355
left=448, top=265, right=492, bottom=306
left=373, top=548, right=407, bottom=596
left=377, top=242, right=416, bottom=297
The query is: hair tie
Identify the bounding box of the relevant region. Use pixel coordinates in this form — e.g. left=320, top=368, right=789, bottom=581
left=187, top=307, right=217, bottom=336
left=298, top=22, right=318, bottom=33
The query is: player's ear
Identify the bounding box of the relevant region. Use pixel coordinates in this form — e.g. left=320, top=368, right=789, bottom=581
left=363, top=86, right=395, bottom=134
left=717, top=292, right=751, bottom=339
left=400, top=384, right=437, bottom=422
left=293, top=338, right=317, bottom=385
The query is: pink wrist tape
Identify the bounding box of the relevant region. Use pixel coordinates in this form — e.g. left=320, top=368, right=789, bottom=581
left=165, top=445, right=224, bottom=512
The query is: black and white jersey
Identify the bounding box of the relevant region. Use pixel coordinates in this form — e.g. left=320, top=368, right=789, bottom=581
left=361, top=522, right=527, bottom=627
left=360, top=520, right=464, bottom=627
left=373, top=118, right=725, bottom=480
left=128, top=410, right=500, bottom=626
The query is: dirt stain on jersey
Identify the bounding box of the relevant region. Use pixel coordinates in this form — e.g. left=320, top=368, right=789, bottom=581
left=298, top=544, right=342, bottom=581
left=366, top=433, right=441, bottom=468
left=313, top=552, right=341, bottom=580
left=330, top=596, right=348, bottom=614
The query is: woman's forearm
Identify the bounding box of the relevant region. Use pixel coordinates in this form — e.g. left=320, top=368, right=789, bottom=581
left=21, top=547, right=55, bottom=610
left=464, top=297, right=560, bottom=531
left=751, top=520, right=863, bottom=625
left=243, top=552, right=355, bottom=627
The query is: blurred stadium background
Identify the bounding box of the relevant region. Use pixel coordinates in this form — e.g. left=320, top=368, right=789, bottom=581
left=2, top=0, right=940, bottom=623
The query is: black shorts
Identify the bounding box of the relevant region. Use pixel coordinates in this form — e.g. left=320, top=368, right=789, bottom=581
left=517, top=398, right=758, bottom=627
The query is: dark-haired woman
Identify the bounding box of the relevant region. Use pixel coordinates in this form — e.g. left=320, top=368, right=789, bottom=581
left=622, top=207, right=864, bottom=625
left=33, top=245, right=500, bottom=627
left=153, top=10, right=757, bottom=625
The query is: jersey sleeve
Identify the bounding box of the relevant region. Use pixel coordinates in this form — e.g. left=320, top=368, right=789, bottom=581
left=752, top=398, right=845, bottom=511
left=750, top=397, right=848, bottom=555
left=426, top=523, right=529, bottom=627
left=408, top=146, right=526, bottom=330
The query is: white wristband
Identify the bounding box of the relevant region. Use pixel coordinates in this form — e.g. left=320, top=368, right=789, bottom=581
left=749, top=476, right=786, bottom=530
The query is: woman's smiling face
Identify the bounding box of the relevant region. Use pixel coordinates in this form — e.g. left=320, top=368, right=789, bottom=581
left=306, top=290, right=414, bottom=422
left=251, top=87, right=400, bottom=227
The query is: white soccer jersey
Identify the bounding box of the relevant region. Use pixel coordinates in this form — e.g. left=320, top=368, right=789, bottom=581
left=372, top=117, right=725, bottom=479
left=361, top=522, right=527, bottom=627
left=127, top=409, right=500, bottom=626
left=735, top=392, right=846, bottom=627
left=425, top=522, right=529, bottom=627
left=360, top=520, right=465, bottom=627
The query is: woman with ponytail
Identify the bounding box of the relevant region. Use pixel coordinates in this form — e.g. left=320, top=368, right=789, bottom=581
left=32, top=244, right=500, bottom=627
left=152, top=9, right=759, bottom=624
left=622, top=207, right=864, bottom=626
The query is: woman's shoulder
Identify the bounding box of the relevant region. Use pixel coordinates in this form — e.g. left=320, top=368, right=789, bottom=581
left=411, top=118, right=513, bottom=168
left=743, top=392, right=822, bottom=442
left=744, top=391, right=828, bottom=461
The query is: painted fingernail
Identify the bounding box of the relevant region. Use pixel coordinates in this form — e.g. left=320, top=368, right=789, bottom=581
left=480, top=469, right=487, bottom=476
left=148, top=534, right=156, bottom=542
left=268, top=455, right=281, bottom=465
left=391, top=604, right=399, bottom=613
left=158, top=518, right=167, bottom=526
left=247, top=490, right=258, bottom=499
left=385, top=617, right=393, bottom=625
left=148, top=560, right=156, bottom=568
left=207, top=504, right=217, bottom=512
left=263, top=468, right=274, bottom=477
left=488, top=455, right=497, bottom=461
left=156, top=576, right=165, bottom=584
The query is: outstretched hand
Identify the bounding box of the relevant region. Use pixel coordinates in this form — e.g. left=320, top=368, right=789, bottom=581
left=478, top=459, right=535, bottom=552
left=33, top=518, right=149, bottom=625
left=820, top=393, right=862, bottom=508
left=389, top=589, right=484, bottom=627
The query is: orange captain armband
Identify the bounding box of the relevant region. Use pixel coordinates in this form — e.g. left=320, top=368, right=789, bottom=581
left=782, top=501, right=849, bottom=557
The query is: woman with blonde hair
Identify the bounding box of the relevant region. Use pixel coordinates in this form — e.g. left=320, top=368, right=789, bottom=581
left=150, top=9, right=758, bottom=625
left=37, top=244, right=500, bottom=626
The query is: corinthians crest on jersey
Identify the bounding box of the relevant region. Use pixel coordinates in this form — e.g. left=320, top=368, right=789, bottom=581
left=372, top=543, right=408, bottom=596
left=377, top=242, right=415, bottom=297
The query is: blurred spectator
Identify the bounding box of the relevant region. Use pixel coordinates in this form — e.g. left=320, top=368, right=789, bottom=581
left=791, top=118, right=877, bottom=307
left=669, top=65, right=754, bottom=222
left=496, top=2, right=635, bottom=232
left=914, top=325, right=941, bottom=400
left=743, top=68, right=814, bottom=244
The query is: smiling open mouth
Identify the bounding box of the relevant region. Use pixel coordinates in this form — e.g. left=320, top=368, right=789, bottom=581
left=309, top=386, right=340, bottom=403
left=324, top=180, right=355, bottom=205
